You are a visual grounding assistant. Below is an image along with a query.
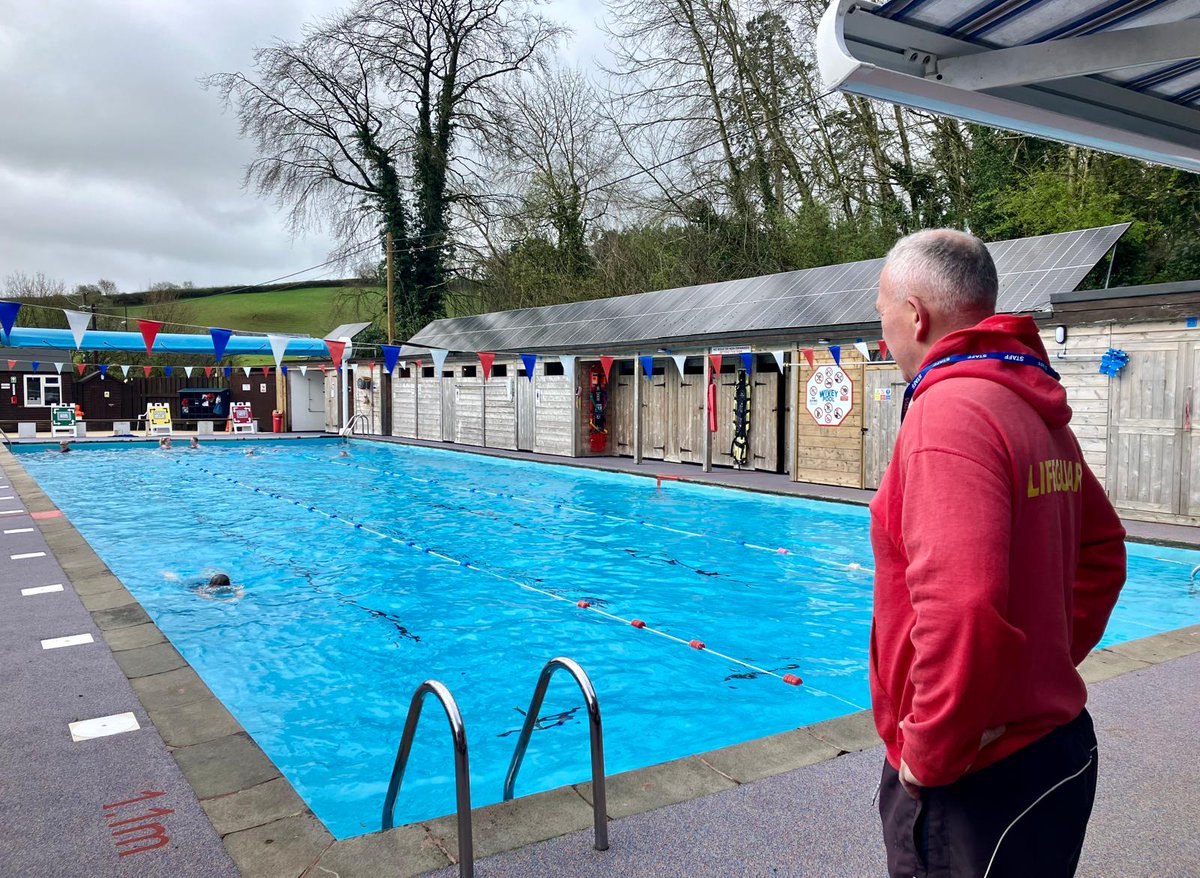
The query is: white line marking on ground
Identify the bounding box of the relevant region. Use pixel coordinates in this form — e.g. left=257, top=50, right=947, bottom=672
left=0, top=496, right=15, bottom=501
left=22, top=584, right=64, bottom=596
left=4, top=527, right=35, bottom=534
left=41, top=633, right=94, bottom=650
left=69, top=712, right=140, bottom=742
left=11, top=551, right=46, bottom=560
left=0, top=509, right=23, bottom=515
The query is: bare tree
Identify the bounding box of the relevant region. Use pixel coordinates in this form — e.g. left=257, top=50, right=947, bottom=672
left=3, top=271, right=66, bottom=298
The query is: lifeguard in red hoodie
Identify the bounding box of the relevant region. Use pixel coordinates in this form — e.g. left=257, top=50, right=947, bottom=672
left=870, top=230, right=1126, bottom=878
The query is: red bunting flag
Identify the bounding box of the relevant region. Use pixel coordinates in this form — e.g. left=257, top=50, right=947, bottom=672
left=319, top=364, right=328, bottom=374
left=802, top=348, right=815, bottom=370
left=261, top=365, right=271, bottom=376
left=368, top=361, right=376, bottom=371
left=708, top=353, right=722, bottom=374
left=143, top=365, right=152, bottom=377
left=324, top=339, right=346, bottom=369
left=137, top=319, right=163, bottom=355
left=76, top=362, right=86, bottom=375
left=879, top=340, right=889, bottom=361
left=478, top=351, right=495, bottom=381
left=599, top=356, right=614, bottom=381
left=5, top=359, right=14, bottom=369
left=204, top=366, right=214, bottom=378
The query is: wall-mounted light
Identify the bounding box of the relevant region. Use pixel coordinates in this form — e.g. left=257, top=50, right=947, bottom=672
left=1055, top=325, right=1068, bottom=345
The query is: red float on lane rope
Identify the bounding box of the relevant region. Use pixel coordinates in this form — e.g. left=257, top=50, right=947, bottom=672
left=783, top=674, right=803, bottom=686
left=631, top=619, right=646, bottom=628
left=577, top=600, right=590, bottom=608
left=689, top=639, right=705, bottom=650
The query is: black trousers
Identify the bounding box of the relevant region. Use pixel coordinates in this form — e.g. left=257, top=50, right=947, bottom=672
left=879, top=710, right=1098, bottom=878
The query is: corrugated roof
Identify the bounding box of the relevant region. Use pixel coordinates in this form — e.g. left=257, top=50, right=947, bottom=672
left=409, top=224, right=1128, bottom=353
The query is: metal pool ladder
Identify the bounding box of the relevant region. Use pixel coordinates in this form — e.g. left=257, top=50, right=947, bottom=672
left=340, top=412, right=368, bottom=436
left=382, top=680, right=474, bottom=877
left=504, top=657, right=609, bottom=851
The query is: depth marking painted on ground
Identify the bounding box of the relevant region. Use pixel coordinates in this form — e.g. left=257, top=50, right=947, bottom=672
left=22, top=584, right=64, bottom=596
left=11, top=551, right=46, bottom=560
left=183, top=460, right=866, bottom=709
left=4, top=527, right=35, bottom=534
left=0, top=509, right=25, bottom=516
left=69, top=712, right=140, bottom=742
left=0, top=495, right=16, bottom=501
left=42, top=633, right=94, bottom=650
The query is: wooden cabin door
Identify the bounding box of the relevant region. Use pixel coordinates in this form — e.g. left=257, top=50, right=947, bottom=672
left=863, top=366, right=905, bottom=489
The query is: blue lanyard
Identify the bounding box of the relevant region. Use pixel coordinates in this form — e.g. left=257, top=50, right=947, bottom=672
left=901, top=352, right=1060, bottom=421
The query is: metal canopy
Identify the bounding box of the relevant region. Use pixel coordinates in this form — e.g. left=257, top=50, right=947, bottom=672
left=816, top=0, right=1200, bottom=172
left=408, top=224, right=1127, bottom=354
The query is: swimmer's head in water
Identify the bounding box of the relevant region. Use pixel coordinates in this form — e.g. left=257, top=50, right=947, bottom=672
left=208, top=573, right=232, bottom=588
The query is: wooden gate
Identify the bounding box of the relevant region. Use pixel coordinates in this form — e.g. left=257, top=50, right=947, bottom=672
left=864, top=366, right=906, bottom=489
left=440, top=378, right=455, bottom=442
left=516, top=373, right=535, bottom=451
left=1107, top=339, right=1194, bottom=518
left=640, top=367, right=670, bottom=461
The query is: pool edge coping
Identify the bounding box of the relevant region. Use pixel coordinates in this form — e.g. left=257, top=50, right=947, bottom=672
left=2, top=443, right=1198, bottom=878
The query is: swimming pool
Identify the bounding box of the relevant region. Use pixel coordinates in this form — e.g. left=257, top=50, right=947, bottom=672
left=14, top=438, right=1200, bottom=839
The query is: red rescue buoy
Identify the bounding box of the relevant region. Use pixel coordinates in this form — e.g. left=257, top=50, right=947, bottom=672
left=689, top=639, right=705, bottom=650
left=577, top=600, right=590, bottom=608
left=631, top=619, right=646, bottom=629
left=783, top=673, right=803, bottom=686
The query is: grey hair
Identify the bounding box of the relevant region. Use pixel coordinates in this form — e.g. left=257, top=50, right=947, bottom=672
left=883, top=229, right=998, bottom=314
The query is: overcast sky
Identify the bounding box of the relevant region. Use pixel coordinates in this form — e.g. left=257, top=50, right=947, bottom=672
left=0, top=0, right=607, bottom=294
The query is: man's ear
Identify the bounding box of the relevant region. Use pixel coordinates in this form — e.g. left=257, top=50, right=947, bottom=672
left=909, top=297, right=932, bottom=343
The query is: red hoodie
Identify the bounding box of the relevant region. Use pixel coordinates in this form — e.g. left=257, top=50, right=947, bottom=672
left=869, top=314, right=1126, bottom=787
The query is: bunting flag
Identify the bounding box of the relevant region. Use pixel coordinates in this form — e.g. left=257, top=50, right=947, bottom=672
left=399, top=360, right=408, bottom=373
left=137, top=319, right=163, bottom=355
left=319, top=365, right=328, bottom=374
left=599, top=356, right=614, bottom=381
left=478, top=351, right=495, bottom=381
left=381, top=344, right=401, bottom=375
left=708, top=353, right=722, bottom=374
left=210, top=327, right=233, bottom=362
left=262, top=365, right=272, bottom=376
left=300, top=365, right=308, bottom=377
left=739, top=352, right=753, bottom=373
left=242, top=366, right=252, bottom=377
left=559, top=355, right=576, bottom=383
left=204, top=366, right=214, bottom=379
left=98, top=364, right=108, bottom=378
left=671, top=354, right=687, bottom=377
left=281, top=365, right=289, bottom=376
left=163, top=366, right=172, bottom=377
left=879, top=340, right=889, bottom=361
left=76, top=362, right=86, bottom=375
left=343, top=340, right=354, bottom=362
left=802, top=348, right=815, bottom=370
left=6, top=359, right=14, bottom=369
left=224, top=366, right=232, bottom=378
left=639, top=355, right=654, bottom=379
left=121, top=365, right=132, bottom=378
left=770, top=350, right=786, bottom=373
left=853, top=338, right=870, bottom=360
left=65, top=310, right=91, bottom=349
left=184, top=366, right=193, bottom=378
left=324, top=338, right=346, bottom=370
left=267, top=333, right=290, bottom=369
left=0, top=300, right=19, bottom=339
left=31, top=361, right=39, bottom=371
left=830, top=345, right=842, bottom=367
left=520, top=353, right=537, bottom=380
left=142, top=365, right=152, bottom=377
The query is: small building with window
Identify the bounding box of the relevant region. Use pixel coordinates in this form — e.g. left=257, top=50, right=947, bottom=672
left=0, top=350, right=78, bottom=430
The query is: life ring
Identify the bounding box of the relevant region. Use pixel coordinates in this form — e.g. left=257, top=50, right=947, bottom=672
left=588, top=364, right=608, bottom=452
left=730, top=369, right=751, bottom=467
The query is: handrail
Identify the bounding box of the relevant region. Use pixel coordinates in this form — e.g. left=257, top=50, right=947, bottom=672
left=0, top=425, right=10, bottom=448
left=504, top=657, right=608, bottom=851
left=382, top=680, right=474, bottom=877
left=340, top=412, right=368, bottom=436
left=1191, top=565, right=1199, bottom=595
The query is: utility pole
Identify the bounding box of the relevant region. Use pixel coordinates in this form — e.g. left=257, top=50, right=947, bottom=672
left=386, top=231, right=395, bottom=345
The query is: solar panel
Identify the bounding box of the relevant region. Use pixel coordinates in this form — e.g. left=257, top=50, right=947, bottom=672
left=408, top=224, right=1128, bottom=353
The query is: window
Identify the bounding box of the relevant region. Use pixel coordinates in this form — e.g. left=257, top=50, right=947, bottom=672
left=422, top=366, right=435, bottom=378
left=24, top=375, right=62, bottom=407
left=493, top=364, right=508, bottom=377
left=545, top=362, right=564, bottom=376
left=461, top=365, right=477, bottom=377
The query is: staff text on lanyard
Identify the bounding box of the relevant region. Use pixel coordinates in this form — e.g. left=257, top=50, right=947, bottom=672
left=901, top=352, right=1060, bottom=421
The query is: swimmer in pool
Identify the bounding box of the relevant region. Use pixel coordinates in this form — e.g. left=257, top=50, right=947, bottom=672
left=189, top=437, right=200, bottom=449
left=338, top=449, right=350, bottom=457
left=190, top=571, right=244, bottom=603
left=159, top=436, right=172, bottom=449
left=59, top=440, right=71, bottom=453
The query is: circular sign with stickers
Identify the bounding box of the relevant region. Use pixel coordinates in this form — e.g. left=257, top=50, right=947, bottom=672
left=806, top=365, right=853, bottom=426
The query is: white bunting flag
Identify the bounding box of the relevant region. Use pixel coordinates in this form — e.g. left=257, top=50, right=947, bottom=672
left=267, top=333, right=289, bottom=369
left=53, top=362, right=65, bottom=374
left=671, top=354, right=688, bottom=378
left=121, top=364, right=131, bottom=378
left=559, top=355, right=576, bottom=384
left=64, top=309, right=91, bottom=349
left=184, top=366, right=194, bottom=378
left=770, top=350, right=787, bottom=373
left=242, top=366, right=252, bottom=377
left=300, top=365, right=308, bottom=377
left=399, top=360, right=408, bottom=373
left=343, top=339, right=354, bottom=362
left=853, top=339, right=871, bottom=360
left=431, top=348, right=449, bottom=374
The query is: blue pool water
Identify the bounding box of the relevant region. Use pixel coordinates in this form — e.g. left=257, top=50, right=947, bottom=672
left=15, top=438, right=1200, bottom=839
